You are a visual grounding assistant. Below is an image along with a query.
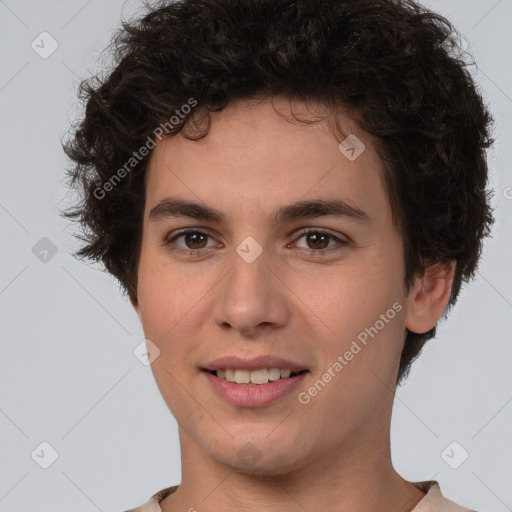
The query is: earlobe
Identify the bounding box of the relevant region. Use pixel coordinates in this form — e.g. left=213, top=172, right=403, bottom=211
left=405, top=260, right=456, bottom=334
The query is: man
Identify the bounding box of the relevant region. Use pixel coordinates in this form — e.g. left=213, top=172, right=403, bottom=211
left=62, top=0, right=493, bottom=510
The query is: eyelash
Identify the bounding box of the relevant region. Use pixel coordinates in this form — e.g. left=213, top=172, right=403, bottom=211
left=162, top=228, right=349, bottom=258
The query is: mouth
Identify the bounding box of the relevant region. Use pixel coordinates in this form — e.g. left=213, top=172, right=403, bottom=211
left=201, top=368, right=309, bottom=407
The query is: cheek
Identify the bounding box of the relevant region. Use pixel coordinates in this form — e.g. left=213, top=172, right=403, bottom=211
left=305, top=249, right=406, bottom=380
left=136, top=253, right=219, bottom=375
left=137, top=265, right=199, bottom=386
left=313, top=260, right=400, bottom=334
left=137, top=251, right=197, bottom=334
left=137, top=268, right=169, bottom=339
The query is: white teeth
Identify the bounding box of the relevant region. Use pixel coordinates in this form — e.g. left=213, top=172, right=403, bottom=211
left=268, top=368, right=281, bottom=381
left=280, top=369, right=291, bottom=378
left=214, top=367, right=301, bottom=384
left=234, top=369, right=250, bottom=384
left=250, top=368, right=268, bottom=384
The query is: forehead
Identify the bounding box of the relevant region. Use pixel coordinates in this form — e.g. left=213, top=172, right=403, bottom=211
left=144, top=97, right=390, bottom=226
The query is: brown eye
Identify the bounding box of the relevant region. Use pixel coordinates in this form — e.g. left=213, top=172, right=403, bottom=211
left=182, top=231, right=208, bottom=249
left=293, top=229, right=349, bottom=256
left=305, top=232, right=330, bottom=250
left=163, top=229, right=217, bottom=253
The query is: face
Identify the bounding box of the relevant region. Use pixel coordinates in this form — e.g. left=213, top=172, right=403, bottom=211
left=133, top=97, right=414, bottom=475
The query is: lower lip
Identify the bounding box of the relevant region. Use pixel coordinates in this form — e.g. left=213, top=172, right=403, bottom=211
left=202, top=370, right=308, bottom=407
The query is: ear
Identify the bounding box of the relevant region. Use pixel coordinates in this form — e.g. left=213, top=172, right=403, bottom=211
left=404, top=260, right=456, bottom=334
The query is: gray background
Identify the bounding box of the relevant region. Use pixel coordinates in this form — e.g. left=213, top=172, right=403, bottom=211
left=0, top=0, right=511, bottom=511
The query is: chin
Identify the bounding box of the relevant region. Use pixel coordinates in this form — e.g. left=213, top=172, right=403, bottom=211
left=214, top=445, right=302, bottom=476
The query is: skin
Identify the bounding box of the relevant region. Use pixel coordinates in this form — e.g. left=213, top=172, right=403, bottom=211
left=131, top=96, right=455, bottom=512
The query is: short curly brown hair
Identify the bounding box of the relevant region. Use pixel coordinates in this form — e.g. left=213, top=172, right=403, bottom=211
left=62, top=0, right=495, bottom=385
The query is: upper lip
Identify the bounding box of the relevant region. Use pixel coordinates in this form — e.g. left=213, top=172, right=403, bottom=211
left=202, top=355, right=309, bottom=373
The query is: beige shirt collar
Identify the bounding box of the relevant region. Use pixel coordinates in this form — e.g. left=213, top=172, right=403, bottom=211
left=125, top=481, right=475, bottom=512
left=411, top=482, right=475, bottom=512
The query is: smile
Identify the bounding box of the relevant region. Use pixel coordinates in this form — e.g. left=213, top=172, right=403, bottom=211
left=202, top=369, right=309, bottom=407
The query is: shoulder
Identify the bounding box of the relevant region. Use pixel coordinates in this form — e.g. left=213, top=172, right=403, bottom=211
left=123, top=485, right=179, bottom=512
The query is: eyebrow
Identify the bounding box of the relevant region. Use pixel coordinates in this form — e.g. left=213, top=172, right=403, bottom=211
left=148, top=196, right=372, bottom=226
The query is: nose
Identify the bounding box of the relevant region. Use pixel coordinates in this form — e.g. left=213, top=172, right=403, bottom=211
left=212, top=245, right=291, bottom=338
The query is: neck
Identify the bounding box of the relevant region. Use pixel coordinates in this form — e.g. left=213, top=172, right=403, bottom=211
left=161, top=415, right=426, bottom=512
